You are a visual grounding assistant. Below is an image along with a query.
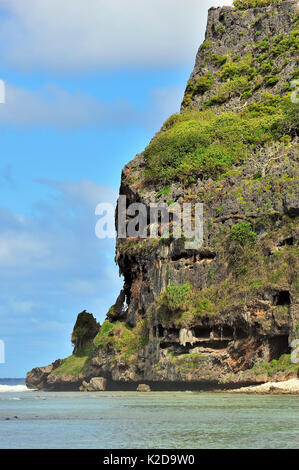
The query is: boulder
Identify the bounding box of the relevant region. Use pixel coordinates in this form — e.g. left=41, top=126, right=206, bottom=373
left=137, top=384, right=151, bottom=392
left=80, top=377, right=107, bottom=391
left=89, top=377, right=107, bottom=391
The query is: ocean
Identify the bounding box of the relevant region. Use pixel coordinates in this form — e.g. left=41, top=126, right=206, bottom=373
left=0, top=378, right=299, bottom=449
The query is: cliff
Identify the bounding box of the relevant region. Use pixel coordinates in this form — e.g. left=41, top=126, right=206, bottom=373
left=27, top=0, right=299, bottom=391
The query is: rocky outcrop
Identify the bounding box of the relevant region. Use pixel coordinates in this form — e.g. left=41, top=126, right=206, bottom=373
left=27, top=1, right=299, bottom=391
left=26, top=360, right=62, bottom=390
left=71, top=310, right=100, bottom=353
left=80, top=377, right=107, bottom=392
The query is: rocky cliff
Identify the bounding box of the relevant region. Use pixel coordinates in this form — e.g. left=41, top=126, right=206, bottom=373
left=27, top=0, right=299, bottom=391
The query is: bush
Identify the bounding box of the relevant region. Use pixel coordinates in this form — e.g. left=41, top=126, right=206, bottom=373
left=93, top=320, right=149, bottom=364
left=220, top=55, right=256, bottom=81
left=264, top=74, right=279, bottom=87
left=143, top=94, right=288, bottom=184
left=252, top=354, right=298, bottom=378
left=159, top=284, right=192, bottom=311
left=206, top=76, right=251, bottom=105
left=156, top=283, right=214, bottom=325
left=211, top=54, right=228, bottom=66
left=272, top=100, right=299, bottom=138
left=193, top=73, right=214, bottom=95
left=230, top=222, right=257, bottom=245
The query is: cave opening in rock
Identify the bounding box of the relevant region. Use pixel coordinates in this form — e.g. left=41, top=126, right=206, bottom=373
left=193, top=327, right=211, bottom=339
left=278, top=237, right=294, bottom=247
left=235, top=328, right=248, bottom=339
left=269, top=335, right=290, bottom=361
left=273, top=291, right=291, bottom=306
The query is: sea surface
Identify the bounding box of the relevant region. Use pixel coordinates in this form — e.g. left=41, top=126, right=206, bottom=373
left=0, top=378, right=299, bottom=449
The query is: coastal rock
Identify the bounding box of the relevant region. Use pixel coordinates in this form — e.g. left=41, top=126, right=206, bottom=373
left=26, top=360, right=62, bottom=390
left=80, top=377, right=107, bottom=392
left=26, top=1, right=299, bottom=392
left=137, top=384, right=151, bottom=392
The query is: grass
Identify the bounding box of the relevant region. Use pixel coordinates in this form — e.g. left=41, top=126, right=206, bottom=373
left=169, top=352, right=205, bottom=371
left=251, top=354, right=298, bottom=378
left=54, top=343, right=94, bottom=376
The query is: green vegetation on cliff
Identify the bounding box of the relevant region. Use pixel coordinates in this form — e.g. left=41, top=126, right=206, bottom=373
left=151, top=217, right=298, bottom=327
left=93, top=319, right=149, bottom=364
left=250, top=354, right=298, bottom=378
left=233, top=0, right=282, bottom=9
left=144, top=94, right=298, bottom=184
left=54, top=343, right=93, bottom=376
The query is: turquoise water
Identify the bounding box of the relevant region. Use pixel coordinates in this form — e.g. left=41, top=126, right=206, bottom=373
left=0, top=381, right=299, bottom=448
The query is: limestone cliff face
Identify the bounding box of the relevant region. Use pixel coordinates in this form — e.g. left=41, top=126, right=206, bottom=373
left=27, top=1, right=299, bottom=391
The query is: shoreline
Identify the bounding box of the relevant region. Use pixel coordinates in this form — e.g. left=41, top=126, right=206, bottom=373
left=227, top=378, right=299, bottom=395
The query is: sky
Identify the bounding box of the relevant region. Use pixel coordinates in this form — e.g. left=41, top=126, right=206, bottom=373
left=0, top=0, right=233, bottom=377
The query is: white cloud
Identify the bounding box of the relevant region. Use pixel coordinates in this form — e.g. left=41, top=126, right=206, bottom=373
left=0, top=179, right=122, bottom=348
left=0, top=82, right=111, bottom=128
left=0, top=178, right=118, bottom=270
left=0, top=233, right=50, bottom=268
left=37, top=178, right=118, bottom=207
left=0, top=81, right=186, bottom=128
left=0, top=179, right=124, bottom=375
left=0, top=0, right=233, bottom=72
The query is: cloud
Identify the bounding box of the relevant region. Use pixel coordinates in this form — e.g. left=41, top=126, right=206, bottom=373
left=0, top=82, right=114, bottom=128
left=0, top=178, right=121, bottom=305
left=0, top=177, right=124, bottom=373
left=37, top=178, right=118, bottom=208
left=0, top=0, right=233, bottom=72
left=0, top=233, right=50, bottom=268
left=0, top=81, right=186, bottom=129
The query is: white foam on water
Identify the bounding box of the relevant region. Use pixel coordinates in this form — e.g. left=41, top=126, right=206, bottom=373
left=0, top=385, right=33, bottom=392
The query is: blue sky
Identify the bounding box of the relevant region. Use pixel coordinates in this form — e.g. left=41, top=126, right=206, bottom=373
left=0, top=0, right=233, bottom=377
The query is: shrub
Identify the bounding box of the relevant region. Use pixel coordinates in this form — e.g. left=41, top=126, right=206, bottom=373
left=220, top=55, right=256, bottom=81
left=272, top=100, right=299, bottom=138
left=193, top=73, right=214, bottom=95
left=207, top=76, right=251, bottom=105
left=156, top=283, right=214, bottom=325
left=251, top=354, right=298, bottom=378
left=211, top=54, right=228, bottom=66
left=264, top=74, right=279, bottom=87
left=230, top=222, right=257, bottom=245
left=93, top=320, right=149, bottom=364
left=160, top=284, right=192, bottom=311
left=143, top=94, right=288, bottom=184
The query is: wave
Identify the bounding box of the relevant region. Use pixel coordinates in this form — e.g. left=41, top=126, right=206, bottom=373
left=0, top=385, right=33, bottom=392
